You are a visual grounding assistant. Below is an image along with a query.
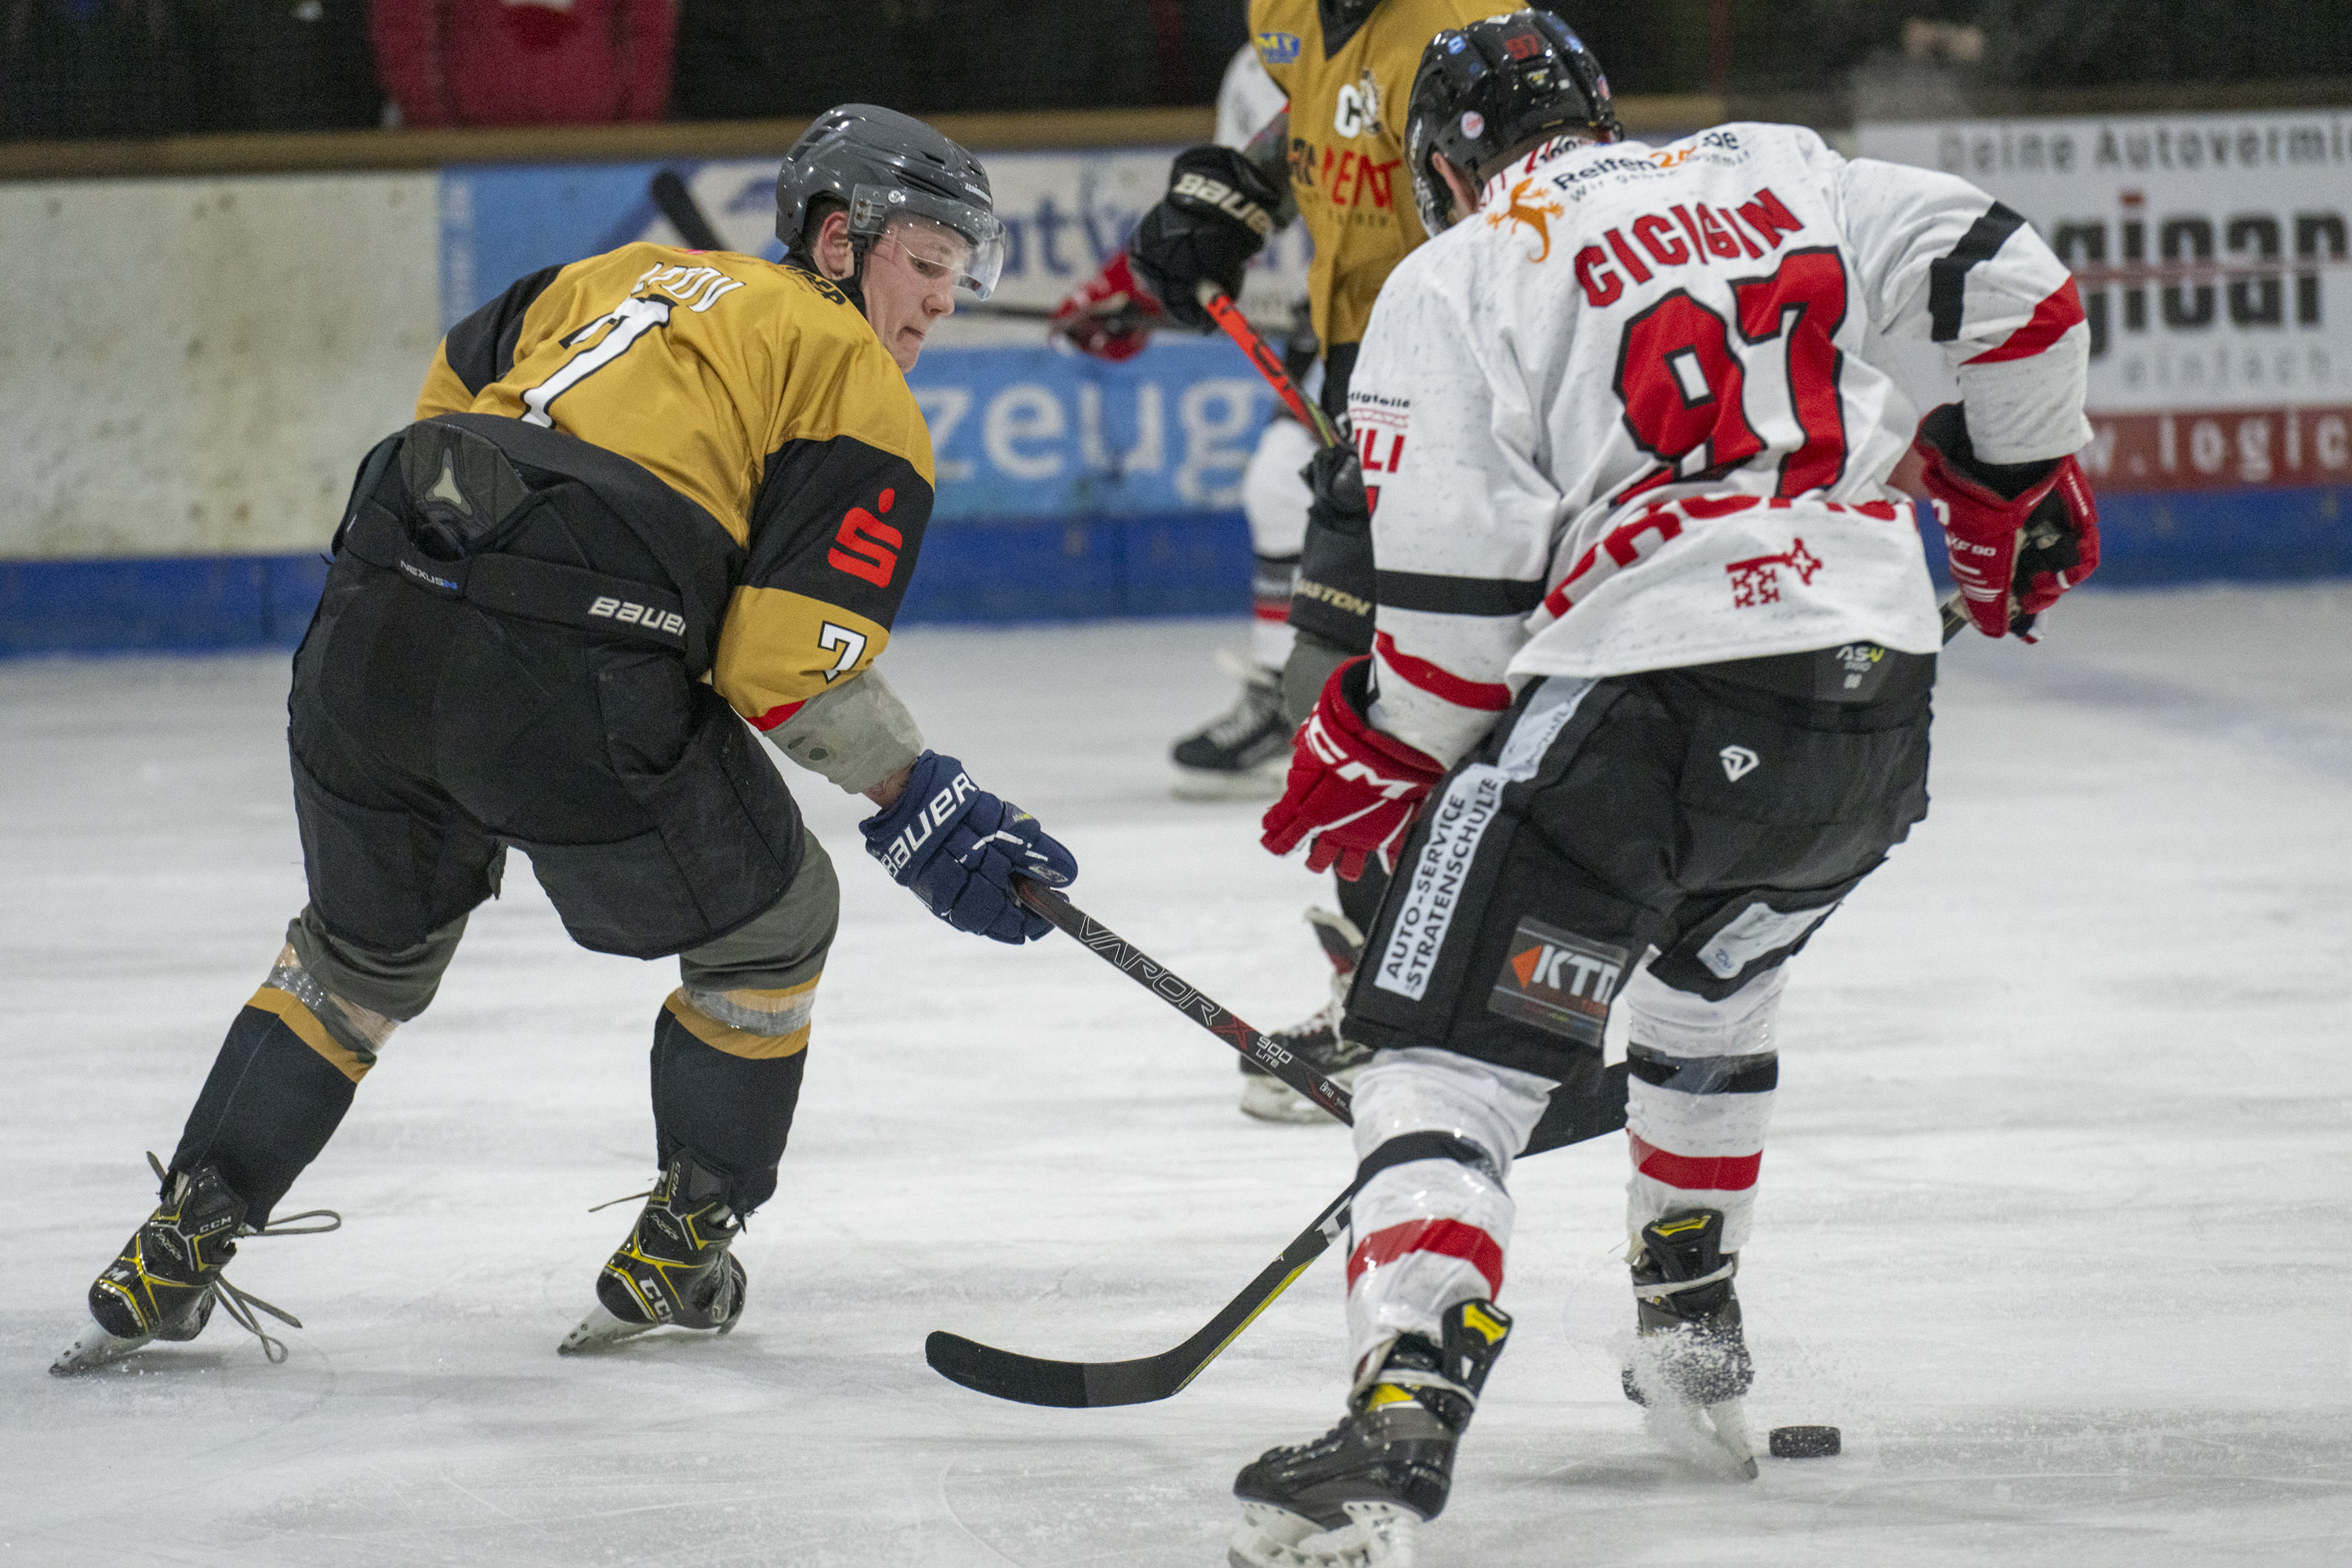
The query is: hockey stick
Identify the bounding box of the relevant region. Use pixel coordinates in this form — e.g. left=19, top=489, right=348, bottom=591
left=1014, top=880, right=1352, bottom=1124
left=649, top=169, right=723, bottom=251
left=927, top=599, right=1978, bottom=1411
left=1200, top=286, right=1344, bottom=449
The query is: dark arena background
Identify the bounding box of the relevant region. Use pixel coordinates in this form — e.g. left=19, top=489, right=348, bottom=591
left=2, top=5, right=2347, bottom=1565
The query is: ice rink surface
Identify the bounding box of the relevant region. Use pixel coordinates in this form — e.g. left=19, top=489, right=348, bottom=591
left=3, top=585, right=2350, bottom=1566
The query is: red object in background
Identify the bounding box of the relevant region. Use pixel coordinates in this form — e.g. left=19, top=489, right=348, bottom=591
left=372, top=0, right=677, bottom=129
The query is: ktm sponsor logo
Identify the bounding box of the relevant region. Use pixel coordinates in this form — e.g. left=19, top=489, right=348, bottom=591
left=1507, top=940, right=1622, bottom=1014
left=829, top=488, right=902, bottom=587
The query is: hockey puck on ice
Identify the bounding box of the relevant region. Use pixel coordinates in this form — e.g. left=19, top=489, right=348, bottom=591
left=1768, top=1425, right=1842, bottom=1458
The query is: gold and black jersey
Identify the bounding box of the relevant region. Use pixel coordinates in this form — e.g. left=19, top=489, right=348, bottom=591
left=419, top=244, right=932, bottom=732
left=1250, top=0, right=1495, bottom=348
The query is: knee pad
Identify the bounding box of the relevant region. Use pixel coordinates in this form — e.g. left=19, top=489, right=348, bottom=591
left=256, top=943, right=401, bottom=1081
left=1344, top=1050, right=1555, bottom=1380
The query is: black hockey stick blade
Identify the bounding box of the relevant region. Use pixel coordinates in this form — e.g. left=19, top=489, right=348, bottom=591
left=926, top=1188, right=1349, bottom=1407
left=649, top=169, right=723, bottom=251
left=1015, top=880, right=1352, bottom=1123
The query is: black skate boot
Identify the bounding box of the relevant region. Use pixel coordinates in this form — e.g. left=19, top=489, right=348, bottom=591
left=560, top=1151, right=747, bottom=1354
left=1240, top=907, right=1371, bottom=1124
left=1230, top=1299, right=1512, bottom=1568
left=1172, top=662, right=1291, bottom=800
left=53, top=1155, right=339, bottom=1375
left=1621, top=1209, right=1759, bottom=1476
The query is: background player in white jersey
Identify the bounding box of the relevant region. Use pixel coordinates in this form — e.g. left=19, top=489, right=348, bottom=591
left=1167, top=42, right=1317, bottom=802
left=1229, top=13, right=2101, bottom=1564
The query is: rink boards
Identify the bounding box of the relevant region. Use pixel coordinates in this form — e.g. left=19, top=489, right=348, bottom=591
left=2, top=125, right=2347, bottom=655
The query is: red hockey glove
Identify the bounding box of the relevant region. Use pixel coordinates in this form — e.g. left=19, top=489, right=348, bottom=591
left=1261, top=657, right=1444, bottom=881
left=1049, top=251, right=1169, bottom=362
left=1913, top=402, right=2101, bottom=641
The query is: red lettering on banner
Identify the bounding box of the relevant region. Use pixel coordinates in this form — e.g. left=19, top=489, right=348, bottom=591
left=2069, top=405, right=2352, bottom=491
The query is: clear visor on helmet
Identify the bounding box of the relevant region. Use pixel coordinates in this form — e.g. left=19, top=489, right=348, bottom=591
left=848, top=183, right=1007, bottom=299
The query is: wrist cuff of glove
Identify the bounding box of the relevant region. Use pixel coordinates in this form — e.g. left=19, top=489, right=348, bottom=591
left=1327, top=658, right=1443, bottom=778
left=1913, top=402, right=2059, bottom=504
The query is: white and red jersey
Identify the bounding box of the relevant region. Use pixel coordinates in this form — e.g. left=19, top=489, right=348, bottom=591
left=1353, top=122, right=2091, bottom=764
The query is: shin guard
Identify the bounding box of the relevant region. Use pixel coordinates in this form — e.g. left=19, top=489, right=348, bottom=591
left=169, top=995, right=368, bottom=1226
left=648, top=984, right=814, bottom=1217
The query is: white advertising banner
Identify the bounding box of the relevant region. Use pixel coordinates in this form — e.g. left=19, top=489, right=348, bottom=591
left=1859, top=109, right=2352, bottom=492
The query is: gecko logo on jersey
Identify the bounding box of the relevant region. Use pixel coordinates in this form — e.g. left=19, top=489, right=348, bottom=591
left=1487, top=918, right=1628, bottom=1046
left=588, top=596, right=688, bottom=639
left=1571, top=187, right=1808, bottom=307
left=1486, top=179, right=1566, bottom=262
left=1726, top=538, right=1823, bottom=607
left=828, top=488, right=902, bottom=587
left=1171, top=172, right=1277, bottom=238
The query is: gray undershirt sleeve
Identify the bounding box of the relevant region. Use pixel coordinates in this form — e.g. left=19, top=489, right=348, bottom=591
left=762, top=669, right=924, bottom=796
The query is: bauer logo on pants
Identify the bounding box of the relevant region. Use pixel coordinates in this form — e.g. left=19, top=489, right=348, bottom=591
left=1487, top=917, right=1629, bottom=1046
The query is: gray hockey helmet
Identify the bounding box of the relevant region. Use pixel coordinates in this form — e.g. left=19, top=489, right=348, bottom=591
left=775, top=104, right=1007, bottom=299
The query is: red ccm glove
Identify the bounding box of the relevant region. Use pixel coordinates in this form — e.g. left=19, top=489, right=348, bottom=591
left=1261, top=657, right=1445, bottom=881
left=1048, top=251, right=1170, bottom=362
left=1913, top=402, right=2101, bottom=641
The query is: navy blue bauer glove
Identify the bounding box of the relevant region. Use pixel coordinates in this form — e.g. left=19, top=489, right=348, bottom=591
left=859, top=751, right=1077, bottom=944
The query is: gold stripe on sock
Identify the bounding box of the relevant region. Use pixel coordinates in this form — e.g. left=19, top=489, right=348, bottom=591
left=247, top=985, right=373, bottom=1084
left=664, top=982, right=815, bottom=1061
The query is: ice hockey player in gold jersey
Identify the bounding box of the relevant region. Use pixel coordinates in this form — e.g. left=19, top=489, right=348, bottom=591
left=1054, top=0, right=1501, bottom=1123
left=53, top=107, right=1078, bottom=1376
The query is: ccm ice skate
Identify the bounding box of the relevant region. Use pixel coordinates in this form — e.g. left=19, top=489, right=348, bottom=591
left=53, top=1154, right=339, bottom=1375
left=561, top=1151, right=747, bottom=1354
left=1229, top=1299, right=1512, bottom=1568
left=1172, top=659, right=1291, bottom=800
left=1240, top=907, right=1372, bottom=1123
left=1621, top=1209, right=1759, bottom=1478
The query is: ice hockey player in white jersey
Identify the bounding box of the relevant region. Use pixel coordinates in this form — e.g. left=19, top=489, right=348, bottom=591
left=1232, top=12, right=2101, bottom=1565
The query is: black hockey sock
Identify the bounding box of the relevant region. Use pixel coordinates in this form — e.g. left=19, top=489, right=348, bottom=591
left=1336, top=858, right=1392, bottom=935
left=648, top=1007, right=806, bottom=1217
left=169, top=1005, right=359, bottom=1226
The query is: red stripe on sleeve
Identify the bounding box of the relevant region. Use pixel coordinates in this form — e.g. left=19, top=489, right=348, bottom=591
left=1962, top=278, right=2086, bottom=365
left=1374, top=632, right=1511, bottom=712
left=1628, top=1133, right=1763, bottom=1192
left=748, top=699, right=807, bottom=732
left=1345, top=1218, right=1505, bottom=1297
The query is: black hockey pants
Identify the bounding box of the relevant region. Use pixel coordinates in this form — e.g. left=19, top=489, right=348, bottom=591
left=1348, top=648, right=1935, bottom=1087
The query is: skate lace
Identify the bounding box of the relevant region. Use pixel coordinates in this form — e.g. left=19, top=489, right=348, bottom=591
left=144, top=1152, right=339, bottom=1365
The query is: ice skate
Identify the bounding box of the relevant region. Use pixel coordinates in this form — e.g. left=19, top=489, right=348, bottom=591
left=1229, top=1300, right=1510, bottom=1567
left=1621, top=1210, right=1758, bottom=1478
left=561, top=1151, right=747, bottom=1354
left=1172, top=658, right=1292, bottom=800
left=53, top=1154, right=338, bottom=1375
left=1240, top=908, right=1370, bottom=1123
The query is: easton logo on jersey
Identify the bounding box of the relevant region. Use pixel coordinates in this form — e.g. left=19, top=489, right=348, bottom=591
left=1487, top=917, right=1628, bottom=1045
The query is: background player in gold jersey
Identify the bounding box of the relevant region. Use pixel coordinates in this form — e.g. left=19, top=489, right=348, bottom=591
left=53, top=106, right=1077, bottom=1375
left=1054, top=0, right=1501, bottom=1123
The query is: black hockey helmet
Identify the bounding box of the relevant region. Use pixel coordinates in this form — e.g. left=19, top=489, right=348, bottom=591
left=775, top=104, right=1007, bottom=299
left=1405, top=10, right=1622, bottom=237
